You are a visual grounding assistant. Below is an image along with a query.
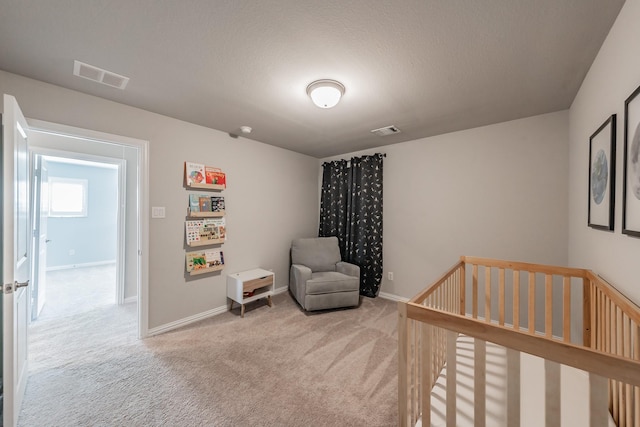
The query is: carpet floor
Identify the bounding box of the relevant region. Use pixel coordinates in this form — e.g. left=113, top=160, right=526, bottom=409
left=20, top=292, right=399, bottom=426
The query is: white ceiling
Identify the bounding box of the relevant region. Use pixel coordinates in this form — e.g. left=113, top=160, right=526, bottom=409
left=0, top=0, right=625, bottom=158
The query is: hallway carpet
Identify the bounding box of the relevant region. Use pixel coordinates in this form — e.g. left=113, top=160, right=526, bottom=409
left=20, top=292, right=398, bottom=426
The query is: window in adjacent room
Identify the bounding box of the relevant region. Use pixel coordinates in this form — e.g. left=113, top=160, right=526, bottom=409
left=48, top=177, right=88, bottom=217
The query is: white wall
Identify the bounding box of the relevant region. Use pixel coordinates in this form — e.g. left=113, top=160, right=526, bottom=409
left=568, top=0, right=640, bottom=305
left=323, top=111, right=570, bottom=299
left=0, top=70, right=320, bottom=330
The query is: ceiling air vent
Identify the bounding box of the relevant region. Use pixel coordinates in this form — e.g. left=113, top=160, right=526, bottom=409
left=73, top=60, right=129, bottom=90
left=370, top=125, right=401, bottom=137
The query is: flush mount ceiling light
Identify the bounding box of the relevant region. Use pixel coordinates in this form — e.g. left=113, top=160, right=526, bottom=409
left=306, top=79, right=345, bottom=109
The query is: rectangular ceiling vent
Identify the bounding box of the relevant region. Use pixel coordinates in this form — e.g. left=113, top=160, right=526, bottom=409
left=73, top=60, right=129, bottom=89
left=370, top=125, right=401, bottom=137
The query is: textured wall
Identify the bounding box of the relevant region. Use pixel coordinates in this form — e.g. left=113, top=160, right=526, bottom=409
left=0, top=70, right=320, bottom=330
left=568, top=0, right=640, bottom=304
left=323, top=111, right=570, bottom=300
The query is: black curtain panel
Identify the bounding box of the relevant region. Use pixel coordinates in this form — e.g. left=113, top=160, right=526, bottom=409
left=319, top=153, right=384, bottom=297
left=319, top=159, right=350, bottom=239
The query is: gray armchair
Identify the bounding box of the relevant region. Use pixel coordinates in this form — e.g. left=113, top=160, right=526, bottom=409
left=289, top=236, right=360, bottom=311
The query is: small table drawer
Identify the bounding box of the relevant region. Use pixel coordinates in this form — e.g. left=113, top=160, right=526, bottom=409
left=244, top=276, right=273, bottom=293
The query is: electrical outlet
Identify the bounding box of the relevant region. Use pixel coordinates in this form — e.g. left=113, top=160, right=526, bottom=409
left=69, top=249, right=75, bottom=256
left=388, top=272, right=394, bottom=281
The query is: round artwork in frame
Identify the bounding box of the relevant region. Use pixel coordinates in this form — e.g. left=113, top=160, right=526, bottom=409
left=631, top=121, right=640, bottom=200
left=591, top=149, right=608, bottom=205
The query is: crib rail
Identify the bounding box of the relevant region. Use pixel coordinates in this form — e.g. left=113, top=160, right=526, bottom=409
left=398, top=256, right=640, bottom=427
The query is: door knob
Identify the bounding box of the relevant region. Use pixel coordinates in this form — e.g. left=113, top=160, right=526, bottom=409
left=14, top=280, right=29, bottom=289
left=45, top=239, right=51, bottom=243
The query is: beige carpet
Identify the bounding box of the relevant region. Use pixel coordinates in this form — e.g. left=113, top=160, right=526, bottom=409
left=20, top=293, right=399, bottom=426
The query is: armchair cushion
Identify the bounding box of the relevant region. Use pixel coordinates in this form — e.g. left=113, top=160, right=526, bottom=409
left=291, top=236, right=342, bottom=272
left=336, top=261, right=359, bottom=278
left=306, top=271, right=359, bottom=295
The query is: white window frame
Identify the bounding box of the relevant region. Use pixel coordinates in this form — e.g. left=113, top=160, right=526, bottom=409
left=48, top=176, right=89, bottom=217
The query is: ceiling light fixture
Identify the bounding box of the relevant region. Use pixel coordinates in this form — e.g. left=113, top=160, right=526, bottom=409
left=306, top=79, right=345, bottom=109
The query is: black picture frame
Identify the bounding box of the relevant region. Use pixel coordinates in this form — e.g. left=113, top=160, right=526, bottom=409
left=588, top=114, right=616, bottom=231
left=623, top=84, right=640, bottom=237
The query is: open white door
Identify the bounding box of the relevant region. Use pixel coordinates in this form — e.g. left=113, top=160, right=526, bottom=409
left=2, top=94, right=31, bottom=427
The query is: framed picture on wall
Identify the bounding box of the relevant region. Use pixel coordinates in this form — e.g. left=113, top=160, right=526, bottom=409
left=588, top=114, right=616, bottom=231
left=623, top=85, right=640, bottom=237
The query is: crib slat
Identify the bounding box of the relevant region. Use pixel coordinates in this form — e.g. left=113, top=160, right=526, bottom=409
left=485, top=267, right=491, bottom=323
left=590, top=374, right=609, bottom=427
left=513, top=270, right=520, bottom=330
left=528, top=272, right=535, bottom=333
left=563, top=276, right=571, bottom=343
left=397, top=302, right=409, bottom=427
left=634, top=323, right=639, bottom=427
left=474, top=339, right=486, bottom=427
left=623, top=314, right=632, bottom=427
left=421, top=324, right=432, bottom=427
left=545, top=360, right=561, bottom=427
left=506, top=348, right=520, bottom=427
left=499, top=268, right=505, bottom=326
left=587, top=280, right=594, bottom=348
left=460, top=264, right=466, bottom=315
left=446, top=330, right=457, bottom=427
left=473, top=264, right=479, bottom=319
left=545, top=274, right=553, bottom=338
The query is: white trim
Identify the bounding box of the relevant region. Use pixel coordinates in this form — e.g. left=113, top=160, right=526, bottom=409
left=273, top=285, right=289, bottom=295
left=46, top=260, right=116, bottom=271
left=124, top=296, right=137, bottom=304
left=26, top=118, right=150, bottom=339
left=147, top=305, right=228, bottom=337
left=148, top=287, right=288, bottom=337
left=378, top=291, right=409, bottom=303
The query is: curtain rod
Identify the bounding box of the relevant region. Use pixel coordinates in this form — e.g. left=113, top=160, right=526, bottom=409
left=322, top=153, right=386, bottom=167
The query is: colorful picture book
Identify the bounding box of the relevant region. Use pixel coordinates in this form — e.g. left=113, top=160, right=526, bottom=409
left=184, top=162, right=226, bottom=188
left=186, top=249, right=224, bottom=271
left=188, top=195, right=225, bottom=213
left=185, top=162, right=206, bottom=185
left=185, top=218, right=226, bottom=244
left=205, top=166, right=226, bottom=187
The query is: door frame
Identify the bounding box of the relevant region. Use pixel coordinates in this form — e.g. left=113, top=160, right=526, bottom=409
left=30, top=149, right=127, bottom=308
left=26, top=119, right=149, bottom=338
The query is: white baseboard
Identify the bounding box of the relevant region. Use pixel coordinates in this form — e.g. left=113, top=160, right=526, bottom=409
left=148, top=285, right=289, bottom=337
left=273, top=285, right=289, bottom=295
left=148, top=304, right=228, bottom=337
left=46, top=260, right=116, bottom=271
left=378, top=291, right=409, bottom=302
left=123, top=296, right=137, bottom=304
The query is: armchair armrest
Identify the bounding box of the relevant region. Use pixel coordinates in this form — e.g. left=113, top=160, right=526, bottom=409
left=290, top=264, right=312, bottom=304
left=336, top=261, right=360, bottom=279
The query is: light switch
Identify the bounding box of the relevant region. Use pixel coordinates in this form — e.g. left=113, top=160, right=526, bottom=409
left=151, top=206, right=166, bottom=218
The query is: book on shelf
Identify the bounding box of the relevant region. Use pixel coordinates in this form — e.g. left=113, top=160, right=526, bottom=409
left=185, top=251, right=207, bottom=271
left=185, top=162, right=206, bottom=186
left=205, top=166, right=226, bottom=187
left=185, top=249, right=224, bottom=271
left=210, top=196, right=225, bottom=213
left=189, top=194, right=201, bottom=213
left=185, top=218, right=226, bottom=244
left=185, top=220, right=202, bottom=244
left=198, top=196, right=211, bottom=212
left=188, top=195, right=225, bottom=214
left=209, top=217, right=226, bottom=240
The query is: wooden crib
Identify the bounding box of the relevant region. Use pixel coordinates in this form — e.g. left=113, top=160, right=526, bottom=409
left=398, top=256, right=640, bottom=427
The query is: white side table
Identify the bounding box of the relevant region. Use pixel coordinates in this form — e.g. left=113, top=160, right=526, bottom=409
left=227, top=268, right=274, bottom=317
